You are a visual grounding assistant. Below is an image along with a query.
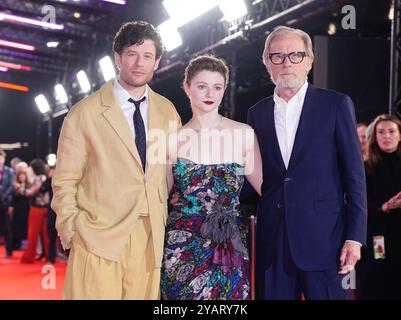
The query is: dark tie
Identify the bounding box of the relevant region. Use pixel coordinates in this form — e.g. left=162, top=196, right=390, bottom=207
left=128, top=97, right=147, bottom=172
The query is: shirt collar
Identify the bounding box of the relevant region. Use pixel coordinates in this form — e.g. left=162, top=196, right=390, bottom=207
left=273, top=81, right=308, bottom=106
left=113, top=77, right=148, bottom=106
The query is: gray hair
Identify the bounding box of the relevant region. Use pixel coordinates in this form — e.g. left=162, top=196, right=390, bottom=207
left=262, top=26, right=314, bottom=65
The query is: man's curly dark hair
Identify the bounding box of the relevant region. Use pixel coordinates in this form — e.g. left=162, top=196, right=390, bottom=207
left=113, top=21, right=164, bottom=59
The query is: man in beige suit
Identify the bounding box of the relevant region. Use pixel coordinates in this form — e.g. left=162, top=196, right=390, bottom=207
left=51, top=21, right=181, bottom=299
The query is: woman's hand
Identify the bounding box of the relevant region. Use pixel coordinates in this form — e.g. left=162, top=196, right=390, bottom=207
left=382, top=191, right=401, bottom=212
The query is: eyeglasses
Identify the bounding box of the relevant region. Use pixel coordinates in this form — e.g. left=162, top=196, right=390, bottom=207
left=268, top=51, right=306, bottom=65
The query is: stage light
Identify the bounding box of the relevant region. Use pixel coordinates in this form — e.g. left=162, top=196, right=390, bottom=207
left=159, top=0, right=247, bottom=52
left=0, top=61, right=32, bottom=71
left=163, top=0, right=247, bottom=25
left=0, top=142, right=29, bottom=150
left=162, top=0, right=216, bottom=27
left=0, top=81, right=29, bottom=92
left=77, top=70, right=91, bottom=93
left=35, top=94, right=51, bottom=113
left=101, top=0, right=126, bottom=5
left=389, top=6, right=394, bottom=21
left=219, top=0, right=247, bottom=21
left=0, top=12, right=64, bottom=30
left=158, top=20, right=182, bottom=52
left=55, top=84, right=68, bottom=104
left=328, top=23, right=336, bottom=35
left=99, top=56, right=116, bottom=81
left=47, top=154, right=57, bottom=166
left=46, top=41, right=59, bottom=48
left=0, top=66, right=8, bottom=72
left=0, top=39, right=35, bottom=51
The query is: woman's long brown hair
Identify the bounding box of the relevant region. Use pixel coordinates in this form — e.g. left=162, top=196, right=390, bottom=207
left=366, top=114, right=401, bottom=173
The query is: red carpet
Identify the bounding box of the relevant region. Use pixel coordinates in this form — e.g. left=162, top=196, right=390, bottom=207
left=0, top=246, right=66, bottom=300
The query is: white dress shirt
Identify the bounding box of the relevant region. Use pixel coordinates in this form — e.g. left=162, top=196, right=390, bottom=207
left=112, top=78, right=149, bottom=141
left=274, top=81, right=308, bottom=169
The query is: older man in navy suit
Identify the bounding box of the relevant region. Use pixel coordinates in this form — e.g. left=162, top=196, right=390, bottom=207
left=247, top=26, right=367, bottom=300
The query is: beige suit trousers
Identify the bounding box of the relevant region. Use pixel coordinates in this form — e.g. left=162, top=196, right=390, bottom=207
left=62, top=216, right=160, bottom=300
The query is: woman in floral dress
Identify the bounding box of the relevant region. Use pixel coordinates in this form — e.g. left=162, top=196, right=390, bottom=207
left=160, top=55, right=263, bottom=300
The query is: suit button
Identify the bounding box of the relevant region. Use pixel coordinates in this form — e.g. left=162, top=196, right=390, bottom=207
left=284, top=177, right=292, bottom=182
left=277, top=203, right=282, bottom=209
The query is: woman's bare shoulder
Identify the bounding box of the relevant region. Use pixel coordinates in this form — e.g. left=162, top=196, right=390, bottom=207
left=221, top=117, right=254, bottom=131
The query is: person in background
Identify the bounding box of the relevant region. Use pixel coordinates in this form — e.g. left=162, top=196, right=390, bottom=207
left=0, top=149, right=15, bottom=257
left=16, top=162, right=28, bottom=175
left=20, top=159, right=50, bottom=263
left=42, top=167, right=58, bottom=263
left=357, top=123, right=368, bottom=161
left=356, top=114, right=401, bottom=299
left=8, top=169, right=31, bottom=255
left=9, top=157, right=22, bottom=173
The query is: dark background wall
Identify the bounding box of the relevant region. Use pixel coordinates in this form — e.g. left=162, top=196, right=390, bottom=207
left=314, top=36, right=390, bottom=123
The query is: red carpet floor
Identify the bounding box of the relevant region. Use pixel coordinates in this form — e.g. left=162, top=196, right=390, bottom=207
left=0, top=246, right=66, bottom=300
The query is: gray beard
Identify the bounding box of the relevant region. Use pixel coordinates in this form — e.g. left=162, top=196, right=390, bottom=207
left=275, top=77, right=302, bottom=90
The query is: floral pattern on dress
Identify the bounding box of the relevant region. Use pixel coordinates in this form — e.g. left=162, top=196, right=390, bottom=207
left=161, top=157, right=249, bottom=300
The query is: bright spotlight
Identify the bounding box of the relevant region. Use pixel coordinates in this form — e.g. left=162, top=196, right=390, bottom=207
left=35, top=94, right=51, bottom=114
left=162, top=0, right=216, bottom=27
left=219, top=0, right=248, bottom=21
left=54, top=84, right=68, bottom=104
left=327, top=23, right=336, bottom=35
left=158, top=20, right=182, bottom=52
left=99, top=56, right=116, bottom=81
left=47, top=153, right=57, bottom=166
left=46, top=41, right=59, bottom=48
left=389, top=6, right=394, bottom=21
left=77, top=70, right=91, bottom=93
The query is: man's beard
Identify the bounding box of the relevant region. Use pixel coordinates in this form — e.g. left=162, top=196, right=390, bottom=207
left=121, top=71, right=153, bottom=88
left=274, top=76, right=303, bottom=90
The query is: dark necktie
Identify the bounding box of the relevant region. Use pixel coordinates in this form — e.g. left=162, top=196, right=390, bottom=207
left=128, top=97, right=147, bottom=172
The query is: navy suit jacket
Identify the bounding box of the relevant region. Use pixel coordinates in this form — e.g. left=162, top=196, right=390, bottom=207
left=247, top=84, right=367, bottom=272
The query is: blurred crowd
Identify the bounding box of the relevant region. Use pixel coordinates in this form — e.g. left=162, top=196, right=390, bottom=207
left=0, top=151, right=66, bottom=264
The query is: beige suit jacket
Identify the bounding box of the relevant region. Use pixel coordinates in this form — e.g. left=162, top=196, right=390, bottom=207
left=51, top=80, right=181, bottom=267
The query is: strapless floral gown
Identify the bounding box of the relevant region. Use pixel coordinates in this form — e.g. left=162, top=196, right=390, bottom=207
left=160, top=157, right=250, bottom=300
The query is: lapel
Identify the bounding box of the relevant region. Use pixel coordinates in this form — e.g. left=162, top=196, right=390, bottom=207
left=287, top=84, right=315, bottom=172
left=267, top=98, right=287, bottom=173
left=146, top=87, right=166, bottom=177
left=99, top=80, right=143, bottom=172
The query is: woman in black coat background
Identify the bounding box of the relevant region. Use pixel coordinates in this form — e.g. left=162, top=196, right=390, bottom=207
left=357, top=114, right=401, bottom=300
